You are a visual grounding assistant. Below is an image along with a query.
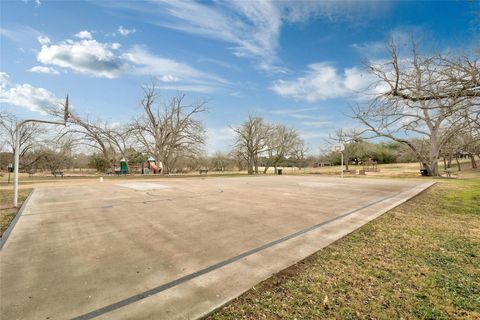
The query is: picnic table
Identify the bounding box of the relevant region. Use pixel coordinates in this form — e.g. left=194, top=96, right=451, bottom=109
left=52, top=170, right=64, bottom=178
left=199, top=169, right=208, bottom=175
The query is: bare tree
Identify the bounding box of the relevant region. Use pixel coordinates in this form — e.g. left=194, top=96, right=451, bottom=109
left=209, top=152, right=233, bottom=172
left=131, top=83, right=207, bottom=174
left=65, top=115, right=117, bottom=173
left=353, top=40, right=479, bottom=176
left=385, top=52, right=479, bottom=102
left=263, top=124, right=302, bottom=174
left=101, top=125, right=134, bottom=170
left=0, top=111, right=45, bottom=166
left=232, top=115, right=271, bottom=175
left=291, top=140, right=309, bottom=170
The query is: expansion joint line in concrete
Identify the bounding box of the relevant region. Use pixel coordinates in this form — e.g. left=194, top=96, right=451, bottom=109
left=71, top=186, right=425, bottom=320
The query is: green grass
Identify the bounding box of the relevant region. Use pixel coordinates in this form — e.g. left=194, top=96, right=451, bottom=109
left=1, top=188, right=32, bottom=237
left=208, top=178, right=480, bottom=320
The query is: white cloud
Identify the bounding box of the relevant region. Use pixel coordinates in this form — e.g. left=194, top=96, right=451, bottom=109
left=75, top=30, right=93, bottom=39
left=117, top=26, right=136, bottom=36
left=37, top=38, right=125, bottom=78
left=27, top=66, right=60, bottom=75
left=0, top=73, right=63, bottom=113
left=37, top=35, right=50, bottom=45
left=271, top=63, right=377, bottom=102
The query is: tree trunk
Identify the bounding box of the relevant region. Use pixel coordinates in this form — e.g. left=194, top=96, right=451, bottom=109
left=428, top=138, right=441, bottom=176
left=247, top=155, right=254, bottom=175
left=443, top=156, right=447, bottom=170
left=430, top=160, right=439, bottom=176
left=456, top=157, right=461, bottom=171
left=470, top=153, right=477, bottom=169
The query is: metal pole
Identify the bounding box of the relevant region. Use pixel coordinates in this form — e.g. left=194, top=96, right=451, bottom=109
left=13, top=122, right=21, bottom=207
left=341, top=152, right=344, bottom=179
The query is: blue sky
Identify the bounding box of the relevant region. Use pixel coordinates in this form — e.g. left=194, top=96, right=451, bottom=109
left=1, top=0, right=478, bottom=153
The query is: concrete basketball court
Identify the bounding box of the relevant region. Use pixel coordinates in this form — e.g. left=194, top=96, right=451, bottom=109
left=1, top=176, right=433, bottom=320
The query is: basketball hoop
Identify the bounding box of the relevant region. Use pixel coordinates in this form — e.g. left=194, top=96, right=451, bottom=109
left=331, top=143, right=345, bottom=153
left=331, top=143, right=345, bottom=179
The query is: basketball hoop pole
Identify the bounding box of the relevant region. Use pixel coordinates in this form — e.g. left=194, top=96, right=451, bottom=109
left=341, top=152, right=344, bottom=179
left=13, top=96, right=69, bottom=207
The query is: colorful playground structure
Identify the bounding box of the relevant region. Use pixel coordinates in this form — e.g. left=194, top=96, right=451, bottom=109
left=113, top=156, right=163, bottom=175
left=114, top=158, right=129, bottom=175
left=144, top=156, right=162, bottom=174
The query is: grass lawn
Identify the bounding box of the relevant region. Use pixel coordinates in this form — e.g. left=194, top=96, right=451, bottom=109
left=208, top=177, right=480, bottom=319
left=1, top=188, right=32, bottom=237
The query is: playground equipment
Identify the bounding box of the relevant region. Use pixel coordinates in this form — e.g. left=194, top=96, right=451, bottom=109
left=145, top=156, right=162, bottom=174
left=114, top=158, right=129, bottom=175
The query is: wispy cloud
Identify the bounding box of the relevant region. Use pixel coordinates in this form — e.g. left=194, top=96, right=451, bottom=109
left=0, top=26, right=44, bottom=44
left=151, top=0, right=282, bottom=70
left=97, top=1, right=391, bottom=72
left=122, top=45, right=229, bottom=87
left=270, top=106, right=331, bottom=127
left=300, top=120, right=332, bottom=128
left=351, top=41, right=386, bottom=57
left=270, top=107, right=320, bottom=115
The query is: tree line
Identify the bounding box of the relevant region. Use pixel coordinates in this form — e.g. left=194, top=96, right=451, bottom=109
left=1, top=38, right=479, bottom=177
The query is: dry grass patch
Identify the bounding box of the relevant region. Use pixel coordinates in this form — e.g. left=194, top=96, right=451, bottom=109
left=1, top=188, right=32, bottom=237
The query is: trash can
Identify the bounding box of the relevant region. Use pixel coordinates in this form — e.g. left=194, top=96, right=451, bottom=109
left=420, top=169, right=429, bottom=176
left=277, top=169, right=283, bottom=175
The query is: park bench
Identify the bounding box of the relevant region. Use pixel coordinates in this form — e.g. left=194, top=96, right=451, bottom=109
left=199, top=169, right=208, bottom=175
left=52, top=170, right=64, bottom=178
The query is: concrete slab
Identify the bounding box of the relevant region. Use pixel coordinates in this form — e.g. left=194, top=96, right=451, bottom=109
left=0, top=176, right=433, bottom=320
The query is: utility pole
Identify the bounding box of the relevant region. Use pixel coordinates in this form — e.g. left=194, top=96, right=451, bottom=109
left=13, top=96, right=69, bottom=207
